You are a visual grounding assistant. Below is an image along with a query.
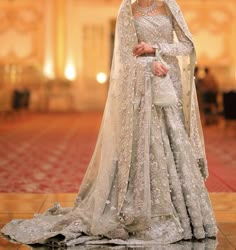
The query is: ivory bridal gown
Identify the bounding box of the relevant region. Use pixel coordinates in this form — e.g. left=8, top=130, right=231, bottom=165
left=1, top=0, right=218, bottom=248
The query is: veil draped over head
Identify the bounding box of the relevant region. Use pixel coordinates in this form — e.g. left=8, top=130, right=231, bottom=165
left=75, top=0, right=208, bottom=236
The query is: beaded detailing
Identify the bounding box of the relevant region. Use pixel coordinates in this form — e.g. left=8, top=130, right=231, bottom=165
left=134, top=0, right=158, bottom=16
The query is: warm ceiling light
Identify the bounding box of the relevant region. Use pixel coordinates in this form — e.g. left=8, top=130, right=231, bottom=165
left=65, top=63, right=76, bottom=81
left=43, top=61, right=54, bottom=79
left=96, top=72, right=107, bottom=84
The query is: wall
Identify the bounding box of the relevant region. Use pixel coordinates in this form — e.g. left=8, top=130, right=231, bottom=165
left=0, top=0, right=235, bottom=111
left=178, top=0, right=236, bottom=90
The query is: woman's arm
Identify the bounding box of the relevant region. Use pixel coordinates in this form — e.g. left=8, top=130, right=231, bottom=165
left=158, top=15, right=193, bottom=56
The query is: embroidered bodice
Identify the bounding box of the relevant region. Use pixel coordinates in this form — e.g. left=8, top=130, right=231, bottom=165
left=133, top=12, right=193, bottom=100
left=134, top=13, right=193, bottom=57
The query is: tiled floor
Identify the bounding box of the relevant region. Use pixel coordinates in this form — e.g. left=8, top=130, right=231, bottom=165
left=0, top=193, right=236, bottom=249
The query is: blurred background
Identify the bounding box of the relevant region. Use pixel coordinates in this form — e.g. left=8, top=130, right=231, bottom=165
left=0, top=0, right=236, bottom=193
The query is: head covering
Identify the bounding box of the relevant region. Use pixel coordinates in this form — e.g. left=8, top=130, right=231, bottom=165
left=75, top=0, right=208, bottom=235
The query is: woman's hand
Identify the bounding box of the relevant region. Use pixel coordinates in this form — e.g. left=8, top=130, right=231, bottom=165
left=153, top=61, right=169, bottom=77
left=133, top=42, right=154, bottom=56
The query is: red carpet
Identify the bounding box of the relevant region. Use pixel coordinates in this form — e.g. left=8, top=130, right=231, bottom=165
left=0, top=113, right=235, bottom=193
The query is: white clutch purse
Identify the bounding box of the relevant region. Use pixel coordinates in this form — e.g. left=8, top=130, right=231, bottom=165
left=151, top=50, right=178, bottom=107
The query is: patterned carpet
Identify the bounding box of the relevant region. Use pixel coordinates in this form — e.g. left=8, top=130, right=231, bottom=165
left=204, top=122, right=236, bottom=192
left=0, top=112, right=235, bottom=193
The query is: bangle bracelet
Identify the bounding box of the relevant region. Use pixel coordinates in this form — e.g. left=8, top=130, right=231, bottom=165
left=152, top=44, right=161, bottom=62
left=152, top=44, right=160, bottom=50
left=155, top=50, right=162, bottom=62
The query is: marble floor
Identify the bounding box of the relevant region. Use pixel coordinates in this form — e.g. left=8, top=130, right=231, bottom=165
left=0, top=193, right=236, bottom=249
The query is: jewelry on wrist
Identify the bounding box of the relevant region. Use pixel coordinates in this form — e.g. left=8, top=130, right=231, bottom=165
left=152, top=44, right=161, bottom=62
left=152, top=44, right=160, bottom=50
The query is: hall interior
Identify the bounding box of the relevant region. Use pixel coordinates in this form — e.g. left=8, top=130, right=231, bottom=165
left=0, top=0, right=236, bottom=114
left=0, top=0, right=236, bottom=249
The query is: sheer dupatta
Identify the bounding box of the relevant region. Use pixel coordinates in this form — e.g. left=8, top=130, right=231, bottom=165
left=164, top=0, right=208, bottom=178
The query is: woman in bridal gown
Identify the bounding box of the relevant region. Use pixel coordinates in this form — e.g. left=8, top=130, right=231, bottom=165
left=1, top=0, right=218, bottom=247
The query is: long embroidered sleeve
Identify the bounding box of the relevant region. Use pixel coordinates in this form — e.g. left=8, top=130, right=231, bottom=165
left=159, top=16, right=193, bottom=56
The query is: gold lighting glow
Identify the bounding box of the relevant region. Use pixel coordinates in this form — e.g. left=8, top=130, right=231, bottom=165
left=65, top=63, right=76, bottom=81
left=96, top=72, right=107, bottom=84
left=44, top=61, right=55, bottom=79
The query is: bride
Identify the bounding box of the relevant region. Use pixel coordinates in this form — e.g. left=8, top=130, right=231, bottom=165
left=1, top=0, right=218, bottom=247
